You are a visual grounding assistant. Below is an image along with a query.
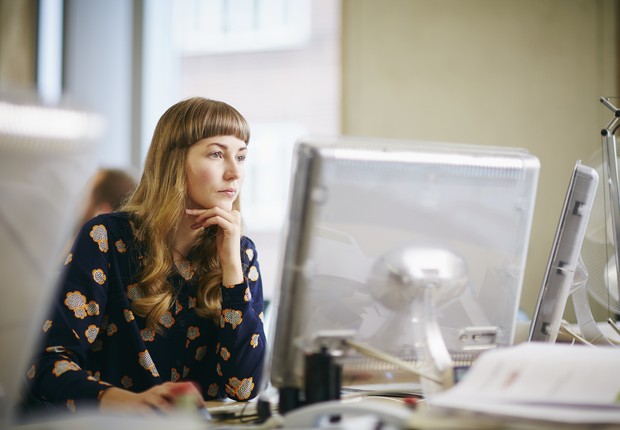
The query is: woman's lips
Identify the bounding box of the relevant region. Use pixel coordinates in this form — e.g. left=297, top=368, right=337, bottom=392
left=219, top=189, right=236, bottom=198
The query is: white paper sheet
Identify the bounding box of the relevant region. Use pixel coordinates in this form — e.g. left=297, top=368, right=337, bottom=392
left=427, top=342, right=620, bottom=424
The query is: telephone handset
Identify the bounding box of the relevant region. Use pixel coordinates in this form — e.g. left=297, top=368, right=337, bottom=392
left=282, top=398, right=413, bottom=429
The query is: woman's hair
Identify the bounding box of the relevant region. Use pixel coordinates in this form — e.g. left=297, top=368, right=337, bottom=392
left=121, top=97, right=250, bottom=331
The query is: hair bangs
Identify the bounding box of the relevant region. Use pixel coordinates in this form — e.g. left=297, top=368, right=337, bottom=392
left=197, top=101, right=250, bottom=144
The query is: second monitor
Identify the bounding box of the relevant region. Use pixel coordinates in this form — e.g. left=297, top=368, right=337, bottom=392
left=529, top=162, right=598, bottom=343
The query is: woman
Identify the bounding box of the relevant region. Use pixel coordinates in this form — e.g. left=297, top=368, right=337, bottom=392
left=22, top=98, right=266, bottom=415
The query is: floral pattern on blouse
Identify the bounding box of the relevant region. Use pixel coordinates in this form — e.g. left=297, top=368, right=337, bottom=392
left=22, top=212, right=266, bottom=415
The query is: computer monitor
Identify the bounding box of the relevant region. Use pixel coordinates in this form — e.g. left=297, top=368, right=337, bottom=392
left=528, top=162, right=598, bottom=342
left=269, top=136, right=540, bottom=409
left=0, top=97, right=101, bottom=427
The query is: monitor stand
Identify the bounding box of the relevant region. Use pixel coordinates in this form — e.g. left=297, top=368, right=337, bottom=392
left=571, top=256, right=616, bottom=345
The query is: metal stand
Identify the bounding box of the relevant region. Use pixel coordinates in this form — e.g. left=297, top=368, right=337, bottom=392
left=599, top=97, right=620, bottom=313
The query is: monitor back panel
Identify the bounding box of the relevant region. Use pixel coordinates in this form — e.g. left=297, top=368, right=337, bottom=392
left=271, top=136, right=540, bottom=389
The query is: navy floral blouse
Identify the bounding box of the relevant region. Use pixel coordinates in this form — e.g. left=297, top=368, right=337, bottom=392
left=23, top=212, right=266, bottom=414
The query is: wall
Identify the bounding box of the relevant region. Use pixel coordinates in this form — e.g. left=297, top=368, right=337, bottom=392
left=0, top=0, right=37, bottom=93
left=341, top=0, right=618, bottom=320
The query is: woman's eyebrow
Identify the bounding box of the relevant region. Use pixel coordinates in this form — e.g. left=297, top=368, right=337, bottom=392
left=207, top=142, right=248, bottom=151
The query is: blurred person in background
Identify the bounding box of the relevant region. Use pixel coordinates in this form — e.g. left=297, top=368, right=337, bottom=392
left=79, top=168, right=137, bottom=226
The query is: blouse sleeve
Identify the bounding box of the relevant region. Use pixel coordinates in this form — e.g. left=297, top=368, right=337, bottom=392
left=216, top=236, right=266, bottom=401
left=25, top=220, right=115, bottom=411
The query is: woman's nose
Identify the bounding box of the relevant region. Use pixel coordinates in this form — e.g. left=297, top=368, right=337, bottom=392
left=224, top=158, right=240, bottom=179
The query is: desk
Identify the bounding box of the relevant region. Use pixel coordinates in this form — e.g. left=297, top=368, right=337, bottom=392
left=13, top=341, right=620, bottom=429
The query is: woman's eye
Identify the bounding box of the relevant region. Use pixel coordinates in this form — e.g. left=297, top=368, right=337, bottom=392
left=209, top=151, right=223, bottom=159
left=237, top=154, right=247, bottom=163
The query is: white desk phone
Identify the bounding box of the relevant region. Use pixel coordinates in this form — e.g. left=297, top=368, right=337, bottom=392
left=281, top=397, right=414, bottom=429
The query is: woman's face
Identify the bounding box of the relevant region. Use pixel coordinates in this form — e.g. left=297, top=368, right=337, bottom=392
left=185, top=135, right=247, bottom=212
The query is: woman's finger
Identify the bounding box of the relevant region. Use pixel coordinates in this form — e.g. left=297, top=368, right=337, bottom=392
left=187, top=208, right=241, bottom=231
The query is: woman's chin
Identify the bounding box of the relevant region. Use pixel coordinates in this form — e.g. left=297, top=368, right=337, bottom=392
left=190, top=200, right=233, bottom=212
left=217, top=202, right=234, bottom=212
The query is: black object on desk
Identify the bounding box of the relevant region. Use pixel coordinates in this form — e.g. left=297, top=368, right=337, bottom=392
left=304, top=347, right=342, bottom=405
left=279, top=348, right=343, bottom=415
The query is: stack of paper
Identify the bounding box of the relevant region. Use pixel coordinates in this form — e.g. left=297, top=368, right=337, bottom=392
left=426, top=342, right=620, bottom=425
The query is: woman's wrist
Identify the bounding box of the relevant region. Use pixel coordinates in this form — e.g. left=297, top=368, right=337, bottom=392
left=221, top=261, right=243, bottom=286
left=221, top=271, right=243, bottom=286
left=99, top=386, right=139, bottom=411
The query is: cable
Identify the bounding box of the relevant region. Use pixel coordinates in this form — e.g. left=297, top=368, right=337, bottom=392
left=558, top=322, right=595, bottom=347
left=607, top=318, right=620, bottom=338
left=342, top=339, right=443, bottom=385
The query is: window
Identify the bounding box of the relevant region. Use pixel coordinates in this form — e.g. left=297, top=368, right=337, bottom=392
left=173, top=0, right=311, bottom=55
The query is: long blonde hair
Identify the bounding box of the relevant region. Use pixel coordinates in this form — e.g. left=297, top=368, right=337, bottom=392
left=121, top=97, right=250, bottom=331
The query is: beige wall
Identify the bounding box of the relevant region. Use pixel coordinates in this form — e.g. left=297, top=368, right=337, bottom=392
left=0, top=0, right=37, bottom=92
left=341, top=0, right=618, bottom=320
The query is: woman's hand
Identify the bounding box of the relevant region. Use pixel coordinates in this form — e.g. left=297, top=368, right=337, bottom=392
left=100, top=382, right=205, bottom=414
left=186, top=207, right=243, bottom=286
